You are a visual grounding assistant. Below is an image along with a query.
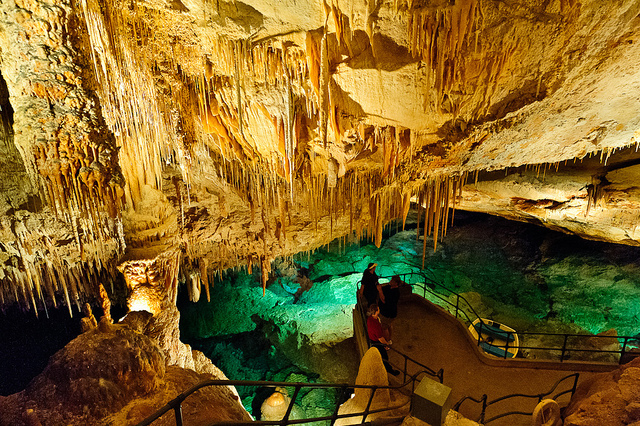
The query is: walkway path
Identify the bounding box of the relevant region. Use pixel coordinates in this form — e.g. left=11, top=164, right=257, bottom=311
left=384, top=295, right=615, bottom=425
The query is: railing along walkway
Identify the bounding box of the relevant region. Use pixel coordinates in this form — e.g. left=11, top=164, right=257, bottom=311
left=358, top=272, right=624, bottom=424
left=383, top=271, right=639, bottom=364
left=140, top=269, right=626, bottom=426
left=378, top=283, right=608, bottom=424
left=137, top=378, right=415, bottom=426
left=453, top=373, right=579, bottom=424
left=353, top=290, right=444, bottom=386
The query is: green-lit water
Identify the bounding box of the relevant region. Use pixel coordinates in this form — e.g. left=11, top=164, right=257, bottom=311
left=179, top=211, right=640, bottom=416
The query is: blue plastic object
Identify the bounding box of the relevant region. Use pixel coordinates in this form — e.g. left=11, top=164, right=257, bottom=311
left=473, top=322, right=516, bottom=343
left=479, top=341, right=515, bottom=358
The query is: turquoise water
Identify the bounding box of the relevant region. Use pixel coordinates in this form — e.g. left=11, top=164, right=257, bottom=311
left=179, top=210, right=640, bottom=413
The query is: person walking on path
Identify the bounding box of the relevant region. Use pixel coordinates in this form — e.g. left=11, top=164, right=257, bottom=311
left=367, top=303, right=400, bottom=376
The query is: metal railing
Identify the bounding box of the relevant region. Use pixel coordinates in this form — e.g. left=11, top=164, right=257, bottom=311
left=140, top=268, right=634, bottom=426
left=380, top=270, right=639, bottom=364
left=452, top=372, right=580, bottom=424
left=354, top=289, right=444, bottom=385
left=354, top=275, right=582, bottom=425
left=139, top=274, right=445, bottom=426
left=136, top=375, right=421, bottom=426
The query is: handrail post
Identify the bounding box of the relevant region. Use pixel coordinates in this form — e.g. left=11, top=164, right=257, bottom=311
left=174, top=405, right=183, bottom=426
left=571, top=373, right=579, bottom=398
left=504, top=335, right=509, bottom=359
left=404, top=356, right=408, bottom=383
left=479, top=394, right=488, bottom=424
left=363, top=386, right=378, bottom=423
left=281, top=384, right=302, bottom=425
left=455, top=294, right=460, bottom=319
left=330, top=385, right=348, bottom=425
left=560, top=335, right=569, bottom=362
left=620, top=337, right=629, bottom=365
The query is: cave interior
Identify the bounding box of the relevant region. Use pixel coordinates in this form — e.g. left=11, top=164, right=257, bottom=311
left=1, top=0, right=640, bottom=424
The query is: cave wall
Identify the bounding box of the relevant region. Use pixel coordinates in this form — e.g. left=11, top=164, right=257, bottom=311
left=0, top=0, right=638, bottom=313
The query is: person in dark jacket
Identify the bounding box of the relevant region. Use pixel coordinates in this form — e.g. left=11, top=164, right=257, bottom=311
left=380, top=275, right=403, bottom=319
left=379, top=275, right=404, bottom=340
left=359, top=262, right=385, bottom=307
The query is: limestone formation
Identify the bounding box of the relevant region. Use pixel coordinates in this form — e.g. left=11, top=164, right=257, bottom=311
left=0, top=246, right=249, bottom=425
left=260, top=387, right=305, bottom=422
left=0, top=319, right=250, bottom=426
left=0, top=0, right=638, bottom=314
left=564, top=357, right=640, bottom=426
left=0, top=1, right=639, bottom=424
left=336, top=346, right=394, bottom=425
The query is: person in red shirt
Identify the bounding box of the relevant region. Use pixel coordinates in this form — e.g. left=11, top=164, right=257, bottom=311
left=366, top=303, right=400, bottom=376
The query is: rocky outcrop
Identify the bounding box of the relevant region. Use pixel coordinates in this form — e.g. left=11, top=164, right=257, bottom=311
left=0, top=256, right=251, bottom=425
left=564, top=357, right=640, bottom=426
left=0, top=318, right=249, bottom=426
left=336, top=346, right=394, bottom=425
left=459, top=160, right=640, bottom=246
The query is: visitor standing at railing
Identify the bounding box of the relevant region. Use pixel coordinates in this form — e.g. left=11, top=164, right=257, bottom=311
left=359, top=262, right=385, bottom=307
left=379, top=275, right=405, bottom=341
left=367, top=303, right=400, bottom=376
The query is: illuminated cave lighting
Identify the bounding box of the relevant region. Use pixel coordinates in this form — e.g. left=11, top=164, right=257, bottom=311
left=127, top=294, right=153, bottom=314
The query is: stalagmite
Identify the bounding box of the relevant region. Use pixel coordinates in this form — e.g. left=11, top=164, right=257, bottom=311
left=98, top=283, right=112, bottom=323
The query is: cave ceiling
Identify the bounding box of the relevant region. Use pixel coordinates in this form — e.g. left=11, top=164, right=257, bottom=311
left=0, top=0, right=639, bottom=314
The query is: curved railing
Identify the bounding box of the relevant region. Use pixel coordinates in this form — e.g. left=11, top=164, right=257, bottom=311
left=136, top=375, right=422, bottom=426
left=354, top=274, right=582, bottom=425
left=452, top=372, right=580, bottom=424
left=354, top=288, right=444, bottom=385
left=377, top=270, right=639, bottom=364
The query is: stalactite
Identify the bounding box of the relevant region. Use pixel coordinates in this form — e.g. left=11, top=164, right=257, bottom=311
left=260, top=256, right=271, bottom=296
left=421, top=186, right=429, bottom=269
left=200, top=258, right=210, bottom=302
left=319, top=29, right=329, bottom=149
left=416, top=189, right=423, bottom=241
left=80, top=0, right=179, bottom=208
left=408, top=1, right=481, bottom=111
left=445, top=179, right=453, bottom=236
left=374, top=194, right=383, bottom=247
left=11, top=270, right=20, bottom=311
left=234, top=41, right=244, bottom=138
left=401, top=192, right=412, bottom=230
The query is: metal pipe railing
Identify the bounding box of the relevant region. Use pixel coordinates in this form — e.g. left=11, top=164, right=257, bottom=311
left=382, top=271, right=639, bottom=364
left=137, top=376, right=419, bottom=426
left=141, top=267, right=621, bottom=426
left=453, top=373, right=580, bottom=424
